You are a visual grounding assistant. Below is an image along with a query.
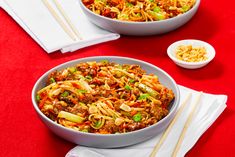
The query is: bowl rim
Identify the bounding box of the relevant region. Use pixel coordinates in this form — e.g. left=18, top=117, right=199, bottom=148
left=32, top=56, right=180, bottom=137
left=167, top=39, right=216, bottom=66
left=79, top=0, right=201, bottom=25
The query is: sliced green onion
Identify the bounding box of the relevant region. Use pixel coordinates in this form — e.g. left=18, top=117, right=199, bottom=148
left=77, top=89, right=87, bottom=93
left=68, top=67, right=77, bottom=73
left=61, top=91, right=69, bottom=97
left=126, top=2, right=133, bottom=7
left=137, top=83, right=160, bottom=98
left=153, top=6, right=161, bottom=13
left=150, top=11, right=165, bottom=20
left=79, top=102, right=88, bottom=110
left=133, top=113, right=142, bottom=122
left=182, top=5, right=190, bottom=12
left=124, top=85, right=132, bottom=90
left=95, top=120, right=102, bottom=128
left=119, top=13, right=129, bottom=20
left=50, top=77, right=55, bottom=83
left=36, top=95, right=40, bottom=101
left=138, top=93, right=150, bottom=100
left=79, top=102, right=86, bottom=106
left=100, top=60, right=109, bottom=64
left=156, top=13, right=165, bottom=20
left=58, top=111, right=84, bottom=123
left=80, top=129, right=89, bottom=133
left=85, top=75, right=92, bottom=80
left=91, top=118, right=105, bottom=129
left=129, top=79, right=135, bottom=83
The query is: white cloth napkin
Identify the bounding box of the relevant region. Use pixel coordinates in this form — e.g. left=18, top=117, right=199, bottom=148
left=1, top=0, right=120, bottom=53
left=65, top=85, right=227, bottom=157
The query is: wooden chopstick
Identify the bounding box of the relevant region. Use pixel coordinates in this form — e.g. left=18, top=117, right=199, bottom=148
left=42, top=0, right=77, bottom=41
left=172, top=92, right=203, bottom=157
left=149, top=93, right=192, bottom=157
left=52, top=0, right=83, bottom=40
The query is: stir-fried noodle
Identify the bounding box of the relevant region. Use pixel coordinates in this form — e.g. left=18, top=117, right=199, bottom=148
left=37, top=61, right=174, bottom=134
left=82, top=0, right=196, bottom=22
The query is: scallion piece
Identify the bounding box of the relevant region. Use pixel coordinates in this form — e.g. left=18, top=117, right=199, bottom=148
left=77, top=89, right=87, bottom=93
left=100, top=60, right=109, bottom=64
left=95, top=120, right=102, bottom=128
left=50, top=77, right=55, bottom=83
left=153, top=6, right=161, bottom=13
left=156, top=13, right=165, bottom=20
left=124, top=85, right=132, bottom=90
left=133, top=113, right=142, bottom=122
left=36, top=95, right=40, bottom=101
left=58, top=111, right=84, bottom=123
left=61, top=91, right=69, bottom=97
left=68, top=67, right=77, bottom=73
left=80, top=129, right=89, bottom=133
left=126, top=2, right=133, bottom=7
left=129, top=79, right=135, bottom=83
left=182, top=5, right=190, bottom=12
left=85, top=75, right=92, bottom=80
left=137, top=83, right=160, bottom=98
left=138, top=93, right=150, bottom=100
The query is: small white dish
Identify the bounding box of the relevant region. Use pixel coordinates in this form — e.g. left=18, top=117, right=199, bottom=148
left=167, top=39, right=216, bottom=69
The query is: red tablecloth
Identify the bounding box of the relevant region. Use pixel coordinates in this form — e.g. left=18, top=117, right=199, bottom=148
left=0, top=1, right=234, bottom=156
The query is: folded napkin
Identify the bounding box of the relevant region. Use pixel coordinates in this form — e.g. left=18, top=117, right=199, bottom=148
left=66, top=85, right=227, bottom=157
left=1, top=0, right=120, bottom=53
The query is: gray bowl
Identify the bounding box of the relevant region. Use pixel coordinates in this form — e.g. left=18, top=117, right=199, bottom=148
left=79, top=0, right=200, bottom=36
left=32, top=56, right=180, bottom=148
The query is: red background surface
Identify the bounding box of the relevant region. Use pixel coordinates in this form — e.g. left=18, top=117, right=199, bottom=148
left=0, top=0, right=235, bottom=156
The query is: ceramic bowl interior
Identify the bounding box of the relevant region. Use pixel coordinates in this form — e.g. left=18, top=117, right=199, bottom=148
left=78, top=0, right=200, bottom=35
left=32, top=56, right=180, bottom=148
left=167, top=39, right=216, bottom=69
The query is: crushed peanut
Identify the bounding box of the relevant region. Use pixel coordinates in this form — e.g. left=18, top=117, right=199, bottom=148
left=175, top=45, right=208, bottom=62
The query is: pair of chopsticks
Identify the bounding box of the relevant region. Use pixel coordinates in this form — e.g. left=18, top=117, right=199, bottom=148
left=42, top=0, right=82, bottom=41
left=150, top=92, right=203, bottom=157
